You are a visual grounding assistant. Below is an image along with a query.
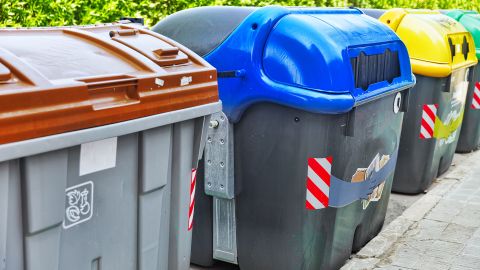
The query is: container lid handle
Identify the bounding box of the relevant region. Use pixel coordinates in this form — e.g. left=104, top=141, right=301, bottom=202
left=153, top=47, right=179, bottom=57
left=109, top=29, right=138, bottom=38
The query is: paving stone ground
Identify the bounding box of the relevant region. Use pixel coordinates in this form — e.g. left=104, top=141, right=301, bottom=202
left=342, top=151, right=480, bottom=270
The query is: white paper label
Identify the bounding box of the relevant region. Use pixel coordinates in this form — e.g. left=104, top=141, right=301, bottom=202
left=180, top=76, right=192, bottom=86
left=155, top=78, right=165, bottom=86
left=79, top=137, right=117, bottom=176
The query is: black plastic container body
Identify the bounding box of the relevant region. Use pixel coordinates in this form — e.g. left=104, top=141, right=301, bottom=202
left=190, top=159, right=214, bottom=267
left=457, top=64, right=480, bottom=152
left=393, top=69, right=469, bottom=194
left=327, top=177, right=394, bottom=268
left=193, top=91, right=405, bottom=270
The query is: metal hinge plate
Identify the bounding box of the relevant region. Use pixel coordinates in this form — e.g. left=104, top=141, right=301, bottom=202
left=204, top=112, right=234, bottom=199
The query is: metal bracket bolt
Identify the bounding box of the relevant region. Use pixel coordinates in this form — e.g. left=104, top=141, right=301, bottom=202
left=210, top=120, right=220, bottom=128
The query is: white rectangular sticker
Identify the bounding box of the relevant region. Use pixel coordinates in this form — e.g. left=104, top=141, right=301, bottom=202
left=79, top=137, right=117, bottom=176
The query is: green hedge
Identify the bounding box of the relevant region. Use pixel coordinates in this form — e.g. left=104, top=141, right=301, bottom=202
left=0, top=0, right=478, bottom=27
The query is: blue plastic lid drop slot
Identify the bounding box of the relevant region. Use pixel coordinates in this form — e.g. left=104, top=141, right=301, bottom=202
left=199, top=7, right=415, bottom=122
left=153, top=6, right=416, bottom=206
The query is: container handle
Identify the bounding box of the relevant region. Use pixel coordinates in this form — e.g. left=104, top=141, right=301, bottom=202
left=78, top=76, right=140, bottom=110
left=153, top=47, right=179, bottom=57
left=109, top=29, right=138, bottom=38
left=217, top=70, right=246, bottom=78
left=327, top=148, right=398, bottom=208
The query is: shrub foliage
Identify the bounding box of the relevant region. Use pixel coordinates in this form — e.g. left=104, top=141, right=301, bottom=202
left=0, top=0, right=478, bottom=27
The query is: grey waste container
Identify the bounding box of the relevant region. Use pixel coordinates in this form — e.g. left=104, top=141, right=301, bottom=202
left=446, top=10, right=480, bottom=152
left=370, top=9, right=477, bottom=194
left=0, top=23, right=221, bottom=270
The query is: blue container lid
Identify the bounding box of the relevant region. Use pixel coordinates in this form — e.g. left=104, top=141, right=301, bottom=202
left=154, top=6, right=415, bottom=122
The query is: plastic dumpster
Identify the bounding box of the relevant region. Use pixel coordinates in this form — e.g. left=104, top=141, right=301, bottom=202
left=445, top=10, right=480, bottom=152
left=370, top=9, right=478, bottom=194
left=154, top=6, right=415, bottom=270
left=0, top=23, right=221, bottom=270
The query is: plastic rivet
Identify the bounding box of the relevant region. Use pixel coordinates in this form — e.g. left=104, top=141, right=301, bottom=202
left=393, top=92, right=402, bottom=114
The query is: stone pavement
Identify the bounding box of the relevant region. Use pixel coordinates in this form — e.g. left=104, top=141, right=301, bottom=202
left=384, top=191, right=424, bottom=226
left=342, top=151, right=480, bottom=270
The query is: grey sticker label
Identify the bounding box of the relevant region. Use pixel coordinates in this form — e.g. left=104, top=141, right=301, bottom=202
left=155, top=78, right=165, bottom=86
left=63, top=181, right=94, bottom=229
left=79, top=137, right=117, bottom=176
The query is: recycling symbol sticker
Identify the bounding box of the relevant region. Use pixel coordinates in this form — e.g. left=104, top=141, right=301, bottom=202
left=63, top=181, right=94, bottom=229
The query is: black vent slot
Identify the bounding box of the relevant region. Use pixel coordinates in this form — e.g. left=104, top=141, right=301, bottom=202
left=350, top=49, right=400, bottom=90
left=448, top=38, right=456, bottom=60
left=462, top=36, right=469, bottom=60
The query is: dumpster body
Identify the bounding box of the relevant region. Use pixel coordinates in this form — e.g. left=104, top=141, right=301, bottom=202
left=154, top=6, right=414, bottom=270
left=0, top=23, right=221, bottom=270
left=446, top=10, right=480, bottom=152
left=375, top=9, right=477, bottom=194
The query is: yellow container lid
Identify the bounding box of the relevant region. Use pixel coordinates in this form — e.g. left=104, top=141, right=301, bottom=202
left=379, top=9, right=477, bottom=77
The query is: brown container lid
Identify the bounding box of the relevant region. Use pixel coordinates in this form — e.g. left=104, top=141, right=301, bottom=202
left=0, top=23, right=219, bottom=144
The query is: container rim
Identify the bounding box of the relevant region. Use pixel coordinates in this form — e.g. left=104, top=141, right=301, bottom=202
left=0, top=101, right=222, bottom=163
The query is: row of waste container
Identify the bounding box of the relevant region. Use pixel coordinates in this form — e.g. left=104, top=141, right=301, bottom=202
left=0, top=6, right=479, bottom=270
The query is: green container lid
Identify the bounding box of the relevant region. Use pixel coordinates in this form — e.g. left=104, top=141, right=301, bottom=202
left=446, top=10, right=480, bottom=58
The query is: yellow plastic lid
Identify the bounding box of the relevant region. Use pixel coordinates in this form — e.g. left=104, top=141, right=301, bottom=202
left=379, top=9, right=477, bottom=77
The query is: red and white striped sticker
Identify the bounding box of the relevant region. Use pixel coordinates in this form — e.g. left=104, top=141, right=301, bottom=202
left=188, top=168, right=197, bottom=231
left=471, top=82, right=480, bottom=110
left=420, top=104, right=438, bottom=139
left=306, top=157, right=332, bottom=210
